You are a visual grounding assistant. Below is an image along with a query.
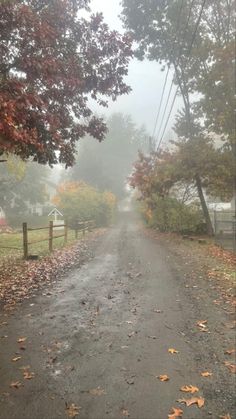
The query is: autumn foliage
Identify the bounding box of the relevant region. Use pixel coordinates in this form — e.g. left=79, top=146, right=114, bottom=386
left=0, top=0, right=132, bottom=166
left=53, top=181, right=117, bottom=226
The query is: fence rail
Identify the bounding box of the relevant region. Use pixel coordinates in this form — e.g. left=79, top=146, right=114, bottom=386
left=0, top=219, right=95, bottom=259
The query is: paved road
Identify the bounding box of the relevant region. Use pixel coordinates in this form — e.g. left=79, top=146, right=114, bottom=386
left=0, top=212, right=235, bottom=419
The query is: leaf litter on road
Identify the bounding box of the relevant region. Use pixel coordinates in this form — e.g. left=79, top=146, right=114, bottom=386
left=88, top=387, right=106, bottom=396
left=10, top=381, right=23, bottom=389
left=177, top=397, right=205, bottom=408
left=65, top=403, right=81, bottom=418
left=200, top=371, right=212, bottom=377
left=180, top=385, right=199, bottom=394
left=11, top=356, right=21, bottom=362
left=157, top=374, right=169, bottom=381
left=168, top=348, right=179, bottom=354
left=168, top=407, right=183, bottom=418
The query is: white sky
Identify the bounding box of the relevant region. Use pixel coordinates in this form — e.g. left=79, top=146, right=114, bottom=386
left=90, top=0, right=182, bottom=145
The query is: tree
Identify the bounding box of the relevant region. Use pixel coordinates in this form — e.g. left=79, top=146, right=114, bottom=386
left=67, top=113, right=149, bottom=197
left=0, top=160, right=50, bottom=213
left=53, top=181, right=116, bottom=226
left=0, top=0, right=132, bottom=166
left=121, top=0, right=235, bottom=234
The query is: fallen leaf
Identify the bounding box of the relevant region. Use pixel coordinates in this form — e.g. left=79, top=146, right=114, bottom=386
left=157, top=375, right=169, bottom=382
left=180, top=385, right=199, bottom=394
left=128, top=332, right=135, bottom=338
left=153, top=309, right=163, bottom=313
left=201, top=371, right=212, bottom=377
left=168, top=348, right=179, bottom=354
left=125, top=321, right=133, bottom=324
left=23, top=371, right=35, bottom=380
left=17, top=337, right=27, bottom=343
left=121, top=409, right=130, bottom=417
left=89, top=387, right=106, bottom=396
left=12, top=356, right=21, bottom=362
left=10, top=381, right=22, bottom=389
left=219, top=414, right=231, bottom=419
left=66, top=403, right=81, bottom=418
left=224, top=362, right=236, bottom=374
left=168, top=407, right=183, bottom=418
left=178, top=397, right=205, bottom=408
left=224, top=349, right=235, bottom=355
left=148, top=335, right=158, bottom=339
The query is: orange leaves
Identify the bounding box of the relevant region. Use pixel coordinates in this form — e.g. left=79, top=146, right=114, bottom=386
left=178, top=397, right=205, bottom=408
left=65, top=403, right=81, bottom=418
left=10, top=381, right=22, bottom=389
left=219, top=414, right=232, bottom=419
left=224, top=361, right=236, bottom=374
left=168, top=348, right=179, bottom=354
left=23, top=371, right=35, bottom=380
left=168, top=407, right=183, bottom=418
left=196, top=320, right=208, bottom=332
left=157, top=375, right=169, bottom=382
left=200, top=371, right=212, bottom=377
left=180, top=385, right=199, bottom=394
left=224, top=349, right=235, bottom=355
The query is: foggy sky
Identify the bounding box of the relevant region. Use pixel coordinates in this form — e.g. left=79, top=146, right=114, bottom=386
left=90, top=0, right=183, bottom=145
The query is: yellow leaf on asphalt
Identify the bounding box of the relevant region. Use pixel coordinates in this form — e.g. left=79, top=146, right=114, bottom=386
left=201, top=371, right=212, bottom=377
left=17, top=337, right=27, bottom=343
left=121, top=409, right=130, bottom=417
left=180, top=385, right=199, bottom=394
left=168, top=348, right=179, bottom=354
left=89, top=387, right=106, bottom=396
left=66, top=403, right=81, bottom=418
left=168, top=407, right=183, bottom=418
left=219, top=414, right=231, bottom=419
left=12, top=356, right=21, bottom=362
left=157, top=375, right=169, bottom=382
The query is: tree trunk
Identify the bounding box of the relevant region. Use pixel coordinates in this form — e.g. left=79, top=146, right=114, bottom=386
left=195, top=174, right=214, bottom=236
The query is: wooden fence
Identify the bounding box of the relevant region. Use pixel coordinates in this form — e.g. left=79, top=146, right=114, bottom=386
left=0, top=219, right=95, bottom=260
left=22, top=221, right=68, bottom=259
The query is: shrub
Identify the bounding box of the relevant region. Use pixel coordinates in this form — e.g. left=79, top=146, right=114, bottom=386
left=52, top=182, right=116, bottom=227
left=141, top=196, right=204, bottom=234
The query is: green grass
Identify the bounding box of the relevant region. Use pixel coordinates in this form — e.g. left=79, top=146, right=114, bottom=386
left=0, top=228, right=84, bottom=260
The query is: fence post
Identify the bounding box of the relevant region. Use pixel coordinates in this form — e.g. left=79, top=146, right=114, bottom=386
left=64, top=221, right=68, bottom=244
left=83, top=222, right=85, bottom=237
left=49, top=221, right=53, bottom=253
left=214, top=210, right=217, bottom=235
left=22, top=222, right=28, bottom=260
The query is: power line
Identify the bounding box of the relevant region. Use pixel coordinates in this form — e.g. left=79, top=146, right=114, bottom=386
left=154, top=0, right=196, bottom=150
left=150, top=0, right=185, bottom=148
left=156, top=0, right=207, bottom=152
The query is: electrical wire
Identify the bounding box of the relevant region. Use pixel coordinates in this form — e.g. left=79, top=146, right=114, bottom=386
left=156, top=0, right=207, bottom=152
left=154, top=0, right=196, bottom=149
left=150, top=0, right=185, bottom=148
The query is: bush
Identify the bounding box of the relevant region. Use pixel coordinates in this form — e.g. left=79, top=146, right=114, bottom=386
left=53, top=182, right=117, bottom=228
left=141, top=196, right=204, bottom=234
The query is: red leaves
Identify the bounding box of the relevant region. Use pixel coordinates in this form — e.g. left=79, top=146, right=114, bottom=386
left=0, top=1, right=132, bottom=166
left=0, top=241, right=90, bottom=310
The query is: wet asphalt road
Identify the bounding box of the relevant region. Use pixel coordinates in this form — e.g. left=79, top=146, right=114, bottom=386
left=0, top=212, right=235, bottom=419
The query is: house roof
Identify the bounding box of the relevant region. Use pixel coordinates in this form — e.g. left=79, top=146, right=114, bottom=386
left=48, top=208, right=63, bottom=217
